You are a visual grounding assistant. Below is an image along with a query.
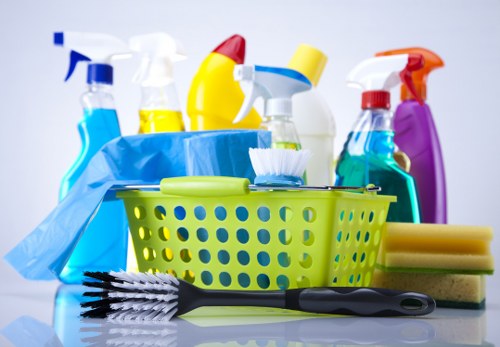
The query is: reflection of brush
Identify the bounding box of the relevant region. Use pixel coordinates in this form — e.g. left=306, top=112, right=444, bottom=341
left=249, top=148, right=312, bottom=186
left=80, top=316, right=436, bottom=346
left=81, top=271, right=435, bottom=321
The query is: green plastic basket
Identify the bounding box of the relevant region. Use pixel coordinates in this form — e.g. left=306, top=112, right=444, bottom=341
left=117, top=176, right=396, bottom=290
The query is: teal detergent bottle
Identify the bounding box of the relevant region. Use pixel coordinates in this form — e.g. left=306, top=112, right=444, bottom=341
left=335, top=54, right=424, bottom=223
left=54, top=32, right=132, bottom=283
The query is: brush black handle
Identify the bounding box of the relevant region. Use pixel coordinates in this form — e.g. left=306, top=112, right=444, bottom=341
left=284, top=287, right=435, bottom=316
left=187, top=285, right=435, bottom=317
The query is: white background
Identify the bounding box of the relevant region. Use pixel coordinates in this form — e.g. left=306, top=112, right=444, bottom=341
left=0, top=0, right=499, bottom=334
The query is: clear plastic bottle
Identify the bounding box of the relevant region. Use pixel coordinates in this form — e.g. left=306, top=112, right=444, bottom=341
left=335, top=54, right=424, bottom=223
left=129, top=32, right=186, bottom=133
left=261, top=115, right=302, bottom=150
left=336, top=107, right=420, bottom=222
left=54, top=31, right=130, bottom=283
left=58, top=69, right=128, bottom=284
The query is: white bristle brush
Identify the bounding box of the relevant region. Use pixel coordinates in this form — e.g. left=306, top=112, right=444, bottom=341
left=249, top=148, right=312, bottom=186
left=81, top=271, right=435, bottom=322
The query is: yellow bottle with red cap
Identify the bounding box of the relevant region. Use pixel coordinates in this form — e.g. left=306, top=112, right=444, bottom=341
left=376, top=48, right=447, bottom=224
left=187, top=34, right=261, bottom=130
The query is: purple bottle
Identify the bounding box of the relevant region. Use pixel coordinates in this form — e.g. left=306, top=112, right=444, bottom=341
left=378, top=47, right=446, bottom=223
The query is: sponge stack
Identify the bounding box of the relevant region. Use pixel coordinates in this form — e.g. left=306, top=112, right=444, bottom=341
left=372, top=222, right=494, bottom=309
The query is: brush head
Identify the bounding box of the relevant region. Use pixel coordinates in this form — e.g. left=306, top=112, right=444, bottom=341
left=81, top=271, right=185, bottom=322
left=249, top=148, right=312, bottom=186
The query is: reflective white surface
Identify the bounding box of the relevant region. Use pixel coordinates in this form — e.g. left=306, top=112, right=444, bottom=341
left=0, top=270, right=498, bottom=346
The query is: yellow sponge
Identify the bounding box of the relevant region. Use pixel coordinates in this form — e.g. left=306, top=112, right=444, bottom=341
left=377, top=222, right=494, bottom=274
left=372, top=269, right=486, bottom=309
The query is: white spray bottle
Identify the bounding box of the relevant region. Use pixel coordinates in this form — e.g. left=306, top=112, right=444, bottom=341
left=129, top=32, right=186, bottom=133
left=233, top=65, right=311, bottom=150
left=288, top=44, right=336, bottom=186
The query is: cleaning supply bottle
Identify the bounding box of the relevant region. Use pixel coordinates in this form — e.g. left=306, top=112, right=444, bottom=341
left=287, top=44, right=336, bottom=185
left=376, top=48, right=446, bottom=224
left=187, top=34, right=261, bottom=130
left=54, top=31, right=131, bottom=283
left=233, top=65, right=312, bottom=151
left=129, top=32, right=186, bottom=133
left=335, top=54, right=424, bottom=223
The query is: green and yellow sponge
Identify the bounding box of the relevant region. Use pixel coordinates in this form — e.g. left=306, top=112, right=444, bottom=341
left=377, top=222, right=494, bottom=274
left=373, top=222, right=494, bottom=309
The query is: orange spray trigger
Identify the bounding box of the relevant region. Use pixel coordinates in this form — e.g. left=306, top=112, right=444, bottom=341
left=399, top=53, right=424, bottom=105
left=376, top=48, right=444, bottom=102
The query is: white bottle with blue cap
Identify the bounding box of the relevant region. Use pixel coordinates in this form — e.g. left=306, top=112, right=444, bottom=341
left=233, top=65, right=311, bottom=150
left=54, top=31, right=131, bottom=283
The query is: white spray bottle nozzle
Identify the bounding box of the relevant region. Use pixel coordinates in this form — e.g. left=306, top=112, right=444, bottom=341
left=233, top=65, right=312, bottom=124
left=347, top=54, right=424, bottom=94
left=129, top=32, right=186, bottom=87
left=346, top=54, right=424, bottom=109
left=54, top=31, right=132, bottom=83
left=346, top=55, right=410, bottom=91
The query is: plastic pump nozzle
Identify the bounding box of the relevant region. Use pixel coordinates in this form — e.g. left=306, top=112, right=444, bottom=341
left=233, top=65, right=312, bottom=123
left=376, top=48, right=444, bottom=101
left=129, top=32, right=186, bottom=87
left=347, top=54, right=424, bottom=109
left=54, top=31, right=132, bottom=84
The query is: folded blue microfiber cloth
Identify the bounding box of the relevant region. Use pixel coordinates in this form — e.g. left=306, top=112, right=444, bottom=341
left=4, top=130, right=270, bottom=280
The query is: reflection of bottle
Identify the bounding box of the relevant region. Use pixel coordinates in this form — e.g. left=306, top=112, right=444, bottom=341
left=54, top=32, right=130, bottom=283
left=233, top=65, right=311, bottom=151
left=377, top=48, right=446, bottom=224
left=129, top=32, right=186, bottom=133
left=187, top=34, right=261, bottom=130
left=335, top=54, right=424, bottom=223
left=53, top=285, right=88, bottom=346
left=288, top=44, right=336, bottom=185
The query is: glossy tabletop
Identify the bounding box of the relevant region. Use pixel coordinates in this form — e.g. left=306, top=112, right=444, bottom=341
left=1, top=265, right=498, bottom=347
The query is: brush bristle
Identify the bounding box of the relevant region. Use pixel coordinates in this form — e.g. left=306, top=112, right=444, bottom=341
left=81, top=271, right=180, bottom=322
left=249, top=148, right=312, bottom=178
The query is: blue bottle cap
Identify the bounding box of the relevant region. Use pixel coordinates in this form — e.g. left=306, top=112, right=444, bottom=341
left=87, top=63, right=113, bottom=85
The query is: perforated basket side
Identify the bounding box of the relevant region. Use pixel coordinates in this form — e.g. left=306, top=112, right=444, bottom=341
left=118, top=189, right=394, bottom=290
left=119, top=190, right=339, bottom=290
left=328, top=194, right=393, bottom=287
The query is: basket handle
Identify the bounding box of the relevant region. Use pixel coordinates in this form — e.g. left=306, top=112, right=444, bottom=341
left=160, top=176, right=250, bottom=197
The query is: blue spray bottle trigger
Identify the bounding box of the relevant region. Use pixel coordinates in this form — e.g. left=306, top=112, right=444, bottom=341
left=53, top=32, right=64, bottom=46
left=64, top=51, right=91, bottom=81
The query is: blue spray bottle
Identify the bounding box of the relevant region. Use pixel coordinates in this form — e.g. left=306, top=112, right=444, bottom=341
left=54, top=32, right=132, bottom=283
left=335, top=54, right=424, bottom=223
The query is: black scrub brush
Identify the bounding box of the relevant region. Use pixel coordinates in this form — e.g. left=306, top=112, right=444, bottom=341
left=81, top=271, right=435, bottom=321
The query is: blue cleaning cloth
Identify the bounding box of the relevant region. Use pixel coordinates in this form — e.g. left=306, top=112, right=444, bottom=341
left=4, top=130, right=270, bottom=280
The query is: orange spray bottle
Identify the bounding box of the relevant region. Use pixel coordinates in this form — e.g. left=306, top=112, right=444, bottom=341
left=376, top=48, right=446, bottom=224
left=187, top=34, right=261, bottom=130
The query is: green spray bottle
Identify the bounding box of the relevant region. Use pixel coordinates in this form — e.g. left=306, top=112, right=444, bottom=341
left=335, top=54, right=424, bottom=223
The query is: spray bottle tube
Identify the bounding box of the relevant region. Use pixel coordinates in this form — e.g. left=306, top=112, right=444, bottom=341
left=335, top=54, right=424, bottom=223
left=54, top=31, right=131, bottom=283
left=129, top=32, right=186, bottom=133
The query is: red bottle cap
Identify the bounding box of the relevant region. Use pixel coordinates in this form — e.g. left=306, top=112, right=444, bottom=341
left=212, top=34, right=246, bottom=64
left=362, top=91, right=390, bottom=109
